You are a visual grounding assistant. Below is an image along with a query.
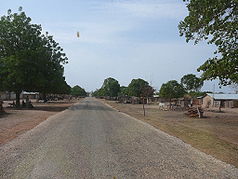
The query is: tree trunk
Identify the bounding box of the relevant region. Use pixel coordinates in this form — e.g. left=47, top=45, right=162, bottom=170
left=219, top=101, right=222, bottom=112
left=169, top=98, right=172, bottom=110
left=0, top=100, right=3, bottom=112
left=15, top=91, right=21, bottom=108
left=43, top=93, right=47, bottom=103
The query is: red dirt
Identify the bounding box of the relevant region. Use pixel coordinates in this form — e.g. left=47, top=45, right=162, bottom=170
left=0, top=101, right=76, bottom=146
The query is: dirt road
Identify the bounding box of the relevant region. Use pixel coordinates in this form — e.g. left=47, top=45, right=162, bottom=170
left=0, top=98, right=237, bottom=178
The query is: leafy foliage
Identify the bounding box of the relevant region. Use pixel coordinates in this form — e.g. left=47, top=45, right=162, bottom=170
left=0, top=8, right=69, bottom=106
left=179, top=0, right=238, bottom=85
left=92, top=77, right=120, bottom=97
left=159, top=80, right=186, bottom=99
left=92, top=88, right=105, bottom=97
left=181, top=74, right=203, bottom=92
left=127, top=78, right=154, bottom=97
left=36, top=34, right=68, bottom=95
left=71, top=85, right=87, bottom=97
left=102, top=77, right=120, bottom=97
left=119, top=86, right=128, bottom=96
left=187, top=91, right=207, bottom=98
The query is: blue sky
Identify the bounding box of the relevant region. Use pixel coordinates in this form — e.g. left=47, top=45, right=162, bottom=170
left=0, top=0, right=234, bottom=92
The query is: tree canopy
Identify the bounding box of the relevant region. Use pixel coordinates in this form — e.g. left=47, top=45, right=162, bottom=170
left=92, top=77, right=120, bottom=97
left=119, top=86, right=128, bottom=96
left=92, top=88, right=105, bottom=97
left=102, top=77, right=120, bottom=97
left=127, top=78, right=154, bottom=97
left=159, top=80, right=186, bottom=100
left=71, top=85, right=87, bottom=97
left=0, top=8, right=69, bottom=106
left=181, top=74, right=203, bottom=92
left=179, top=0, right=238, bottom=85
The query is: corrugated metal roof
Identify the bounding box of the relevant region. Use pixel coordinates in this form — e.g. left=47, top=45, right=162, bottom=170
left=207, top=93, right=238, bottom=100
left=22, top=91, right=39, bottom=95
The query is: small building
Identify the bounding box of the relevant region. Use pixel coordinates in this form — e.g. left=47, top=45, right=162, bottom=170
left=22, top=92, right=39, bottom=100
left=147, top=95, right=160, bottom=104
left=0, top=91, right=39, bottom=100
left=171, top=97, right=192, bottom=110
left=202, top=93, right=238, bottom=108
left=0, top=91, right=16, bottom=100
left=117, top=96, right=147, bottom=104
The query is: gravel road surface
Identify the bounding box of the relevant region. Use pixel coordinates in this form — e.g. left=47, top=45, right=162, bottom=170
left=0, top=97, right=237, bottom=178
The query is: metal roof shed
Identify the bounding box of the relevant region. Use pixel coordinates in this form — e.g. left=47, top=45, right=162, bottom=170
left=207, top=93, right=238, bottom=100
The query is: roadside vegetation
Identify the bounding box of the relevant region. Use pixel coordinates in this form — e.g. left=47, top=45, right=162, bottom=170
left=93, top=74, right=205, bottom=102
left=0, top=7, right=70, bottom=108
left=70, top=85, right=87, bottom=97
left=93, top=77, right=155, bottom=98
left=179, top=0, right=237, bottom=86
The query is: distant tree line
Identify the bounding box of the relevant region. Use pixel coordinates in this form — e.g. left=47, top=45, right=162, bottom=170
left=0, top=7, right=71, bottom=107
left=92, top=77, right=154, bottom=99
left=93, top=74, right=205, bottom=102
left=159, top=74, right=205, bottom=104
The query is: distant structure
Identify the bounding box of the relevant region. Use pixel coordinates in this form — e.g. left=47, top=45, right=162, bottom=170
left=202, top=93, right=238, bottom=108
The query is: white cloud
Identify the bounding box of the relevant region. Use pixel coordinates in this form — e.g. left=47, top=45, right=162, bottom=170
left=102, top=1, right=187, bottom=19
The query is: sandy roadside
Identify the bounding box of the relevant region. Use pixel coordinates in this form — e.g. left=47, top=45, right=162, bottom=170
left=0, top=101, right=78, bottom=146
left=101, top=99, right=238, bottom=168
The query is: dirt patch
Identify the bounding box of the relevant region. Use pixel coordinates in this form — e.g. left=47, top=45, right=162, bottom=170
left=0, top=101, right=77, bottom=146
left=103, top=100, right=238, bottom=168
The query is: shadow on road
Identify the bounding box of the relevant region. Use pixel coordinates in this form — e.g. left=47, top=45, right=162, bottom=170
left=69, top=103, right=114, bottom=111
left=33, top=106, right=70, bottom=112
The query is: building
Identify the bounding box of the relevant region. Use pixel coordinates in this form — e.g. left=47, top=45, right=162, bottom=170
left=22, top=92, right=39, bottom=100
left=0, top=91, right=39, bottom=101
left=0, top=92, right=16, bottom=100
left=202, top=93, right=238, bottom=108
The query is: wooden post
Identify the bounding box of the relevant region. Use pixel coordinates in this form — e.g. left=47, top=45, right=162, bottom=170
left=197, top=107, right=201, bottom=118
left=142, top=97, right=145, bottom=116
left=0, top=100, right=3, bottom=112
left=15, top=91, right=21, bottom=108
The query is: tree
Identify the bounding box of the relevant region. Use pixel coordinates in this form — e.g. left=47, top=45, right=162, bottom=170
left=0, top=8, right=43, bottom=106
left=71, top=85, right=87, bottom=97
left=128, top=79, right=154, bottom=116
left=179, top=0, right=238, bottom=85
left=159, top=80, right=186, bottom=108
left=181, top=74, right=203, bottom=92
left=101, top=77, right=120, bottom=97
left=0, top=8, right=68, bottom=106
left=36, top=33, right=68, bottom=97
left=92, top=88, right=105, bottom=97
left=188, top=91, right=207, bottom=98
left=127, top=78, right=154, bottom=97
left=55, top=79, right=71, bottom=95
left=119, top=86, right=128, bottom=96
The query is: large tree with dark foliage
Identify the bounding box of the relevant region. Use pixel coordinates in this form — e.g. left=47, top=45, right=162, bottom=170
left=71, top=85, right=87, bottom=97
left=92, top=88, right=105, bottom=97
left=179, top=0, right=238, bottom=85
left=101, top=77, right=120, bottom=97
left=159, top=80, right=186, bottom=102
left=36, top=33, right=69, bottom=97
left=127, top=78, right=154, bottom=97
left=0, top=8, right=69, bottom=107
left=127, top=78, right=154, bottom=116
left=181, top=74, right=203, bottom=92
